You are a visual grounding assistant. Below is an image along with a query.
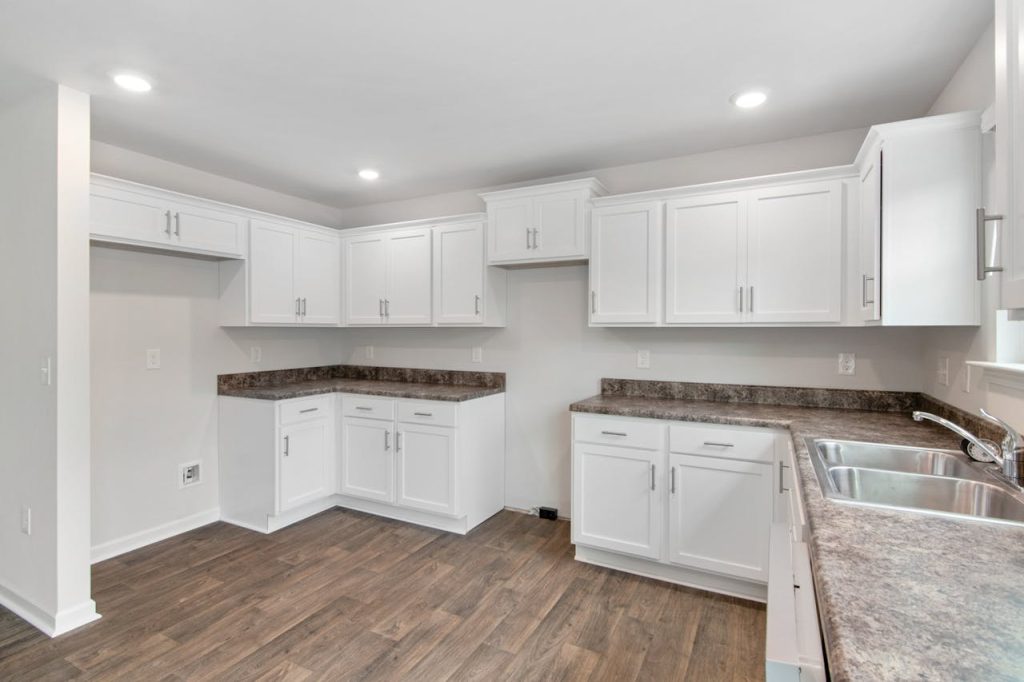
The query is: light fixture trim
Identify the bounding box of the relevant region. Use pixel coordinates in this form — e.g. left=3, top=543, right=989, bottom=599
left=358, top=168, right=381, bottom=181
left=731, top=90, right=768, bottom=109
left=112, top=72, right=153, bottom=93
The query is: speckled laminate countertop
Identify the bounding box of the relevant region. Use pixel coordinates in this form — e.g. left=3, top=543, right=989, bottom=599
left=570, top=393, right=1024, bottom=682
left=219, top=377, right=504, bottom=402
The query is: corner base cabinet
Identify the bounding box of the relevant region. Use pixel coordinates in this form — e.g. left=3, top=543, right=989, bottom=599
left=219, top=391, right=505, bottom=535
left=571, top=413, right=781, bottom=602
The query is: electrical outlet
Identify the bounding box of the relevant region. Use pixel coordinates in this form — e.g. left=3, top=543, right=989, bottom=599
left=179, top=461, right=202, bottom=488
left=472, top=347, right=483, bottom=363
left=146, top=348, right=161, bottom=370
left=250, top=346, right=262, bottom=364
left=963, top=363, right=972, bottom=393
left=937, top=357, right=950, bottom=387
left=20, top=505, right=30, bottom=535
left=637, top=350, right=651, bottom=369
left=365, top=345, right=374, bottom=360
left=838, top=353, right=856, bottom=376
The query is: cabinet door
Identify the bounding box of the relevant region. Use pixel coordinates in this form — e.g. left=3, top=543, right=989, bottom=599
left=249, top=220, right=298, bottom=324
left=488, top=197, right=534, bottom=262
left=296, top=230, right=340, bottom=325
left=533, top=189, right=587, bottom=259
left=395, top=423, right=457, bottom=515
left=665, top=193, right=746, bottom=323
left=669, top=453, right=772, bottom=582
left=172, top=203, right=245, bottom=257
left=339, top=417, right=393, bottom=502
left=998, top=0, right=1024, bottom=309
left=572, top=442, right=662, bottom=560
left=386, top=228, right=432, bottom=325
left=279, top=420, right=331, bottom=512
left=590, top=202, right=662, bottom=325
left=343, top=234, right=388, bottom=325
left=746, top=181, right=842, bottom=323
left=90, top=184, right=171, bottom=245
left=435, top=221, right=485, bottom=325
left=858, top=149, right=882, bottom=322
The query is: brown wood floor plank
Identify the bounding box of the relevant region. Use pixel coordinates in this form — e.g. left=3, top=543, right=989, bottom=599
left=0, top=510, right=766, bottom=680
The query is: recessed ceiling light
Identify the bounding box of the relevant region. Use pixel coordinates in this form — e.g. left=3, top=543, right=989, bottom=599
left=358, top=169, right=380, bottom=181
left=113, top=73, right=152, bottom=93
left=732, top=90, right=768, bottom=109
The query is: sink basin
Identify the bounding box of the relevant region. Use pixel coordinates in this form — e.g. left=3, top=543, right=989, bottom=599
left=815, top=440, right=983, bottom=480
left=807, top=438, right=1024, bottom=526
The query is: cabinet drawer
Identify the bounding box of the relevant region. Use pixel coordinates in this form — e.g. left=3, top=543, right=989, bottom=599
left=397, top=400, right=457, bottom=427
left=279, top=395, right=333, bottom=425
left=342, top=394, right=396, bottom=421
left=669, top=422, right=775, bottom=462
left=573, top=415, right=665, bottom=451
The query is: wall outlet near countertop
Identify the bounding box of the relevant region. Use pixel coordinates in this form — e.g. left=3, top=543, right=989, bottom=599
left=472, top=347, right=483, bottom=363
left=837, top=353, right=856, bottom=375
left=962, top=363, right=972, bottom=393
left=250, top=346, right=262, bottom=364
left=637, top=350, right=651, bottom=369
left=146, top=348, right=161, bottom=370
left=365, top=345, right=374, bottom=360
left=20, top=505, right=31, bottom=535
left=937, top=356, right=950, bottom=387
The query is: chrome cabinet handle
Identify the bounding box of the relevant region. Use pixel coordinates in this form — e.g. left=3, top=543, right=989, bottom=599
left=976, top=208, right=1004, bottom=280
left=778, top=461, right=790, bottom=494
left=295, top=298, right=301, bottom=316
left=862, top=275, right=875, bottom=306
left=738, top=286, right=744, bottom=313
left=384, top=299, right=390, bottom=317
left=413, top=411, right=433, bottom=417
left=474, top=295, right=481, bottom=315
left=531, top=228, right=539, bottom=249
left=591, top=291, right=596, bottom=314
left=301, top=298, right=307, bottom=316
left=396, top=431, right=402, bottom=452
left=384, top=430, right=390, bottom=451
left=526, top=228, right=531, bottom=249
left=650, top=464, right=656, bottom=491
left=299, top=407, right=318, bottom=414
left=283, top=435, right=290, bottom=456
left=379, top=299, right=384, bottom=317
left=355, top=406, right=373, bottom=411
left=703, top=441, right=734, bottom=448
left=670, top=466, right=676, bottom=494
left=174, top=212, right=181, bottom=237
left=164, top=210, right=172, bottom=236
left=749, top=286, right=754, bottom=313
left=601, top=430, right=627, bottom=437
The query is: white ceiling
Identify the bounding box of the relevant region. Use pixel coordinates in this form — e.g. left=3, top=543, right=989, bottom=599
left=0, top=0, right=992, bottom=208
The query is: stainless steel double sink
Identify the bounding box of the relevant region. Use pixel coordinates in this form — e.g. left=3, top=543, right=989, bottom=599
left=807, top=439, right=1024, bottom=526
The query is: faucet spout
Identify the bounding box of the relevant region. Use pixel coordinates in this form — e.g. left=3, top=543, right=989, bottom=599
left=912, top=411, right=1001, bottom=463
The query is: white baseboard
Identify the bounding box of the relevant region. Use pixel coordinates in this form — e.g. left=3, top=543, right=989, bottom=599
left=0, top=583, right=100, bottom=637
left=90, top=508, right=221, bottom=564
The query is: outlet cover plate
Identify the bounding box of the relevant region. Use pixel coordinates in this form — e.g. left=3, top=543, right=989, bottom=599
left=838, top=353, right=856, bottom=376
left=637, top=350, right=651, bottom=369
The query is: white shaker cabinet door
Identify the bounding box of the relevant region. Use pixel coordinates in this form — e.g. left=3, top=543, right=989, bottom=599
left=343, top=233, right=388, bottom=325
left=746, top=181, right=842, bottom=323
left=339, top=417, right=393, bottom=503
left=172, top=203, right=245, bottom=257
left=279, top=419, right=331, bottom=512
left=296, top=230, right=340, bottom=325
left=665, top=193, right=747, bottom=323
left=385, top=228, right=433, bottom=325
left=532, top=189, right=587, bottom=259
left=435, top=221, right=485, bottom=325
left=572, top=443, right=663, bottom=560
left=91, top=185, right=172, bottom=245
left=249, top=220, right=298, bottom=324
left=488, top=197, right=534, bottom=263
left=590, top=202, right=662, bottom=325
left=395, top=423, right=457, bottom=516
left=668, top=453, right=772, bottom=582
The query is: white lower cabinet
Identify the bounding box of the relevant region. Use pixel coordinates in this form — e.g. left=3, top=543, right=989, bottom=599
left=220, top=391, right=505, bottom=535
left=572, top=413, right=777, bottom=601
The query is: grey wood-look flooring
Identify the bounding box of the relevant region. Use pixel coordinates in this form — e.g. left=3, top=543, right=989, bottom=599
left=0, top=509, right=765, bottom=680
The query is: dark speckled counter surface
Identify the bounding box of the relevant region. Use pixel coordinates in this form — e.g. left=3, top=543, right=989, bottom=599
left=571, top=381, right=1024, bottom=682
left=218, top=365, right=505, bottom=402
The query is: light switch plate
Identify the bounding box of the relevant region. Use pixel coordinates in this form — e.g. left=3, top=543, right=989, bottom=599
left=838, top=353, right=856, bottom=376
left=146, top=348, right=161, bottom=370
left=637, top=350, right=651, bottom=369
left=472, top=347, right=483, bottom=363
left=250, top=346, right=262, bottom=364
left=937, top=356, right=950, bottom=387
left=962, top=363, right=972, bottom=393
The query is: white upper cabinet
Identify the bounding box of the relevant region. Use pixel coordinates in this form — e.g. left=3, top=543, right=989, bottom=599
left=854, top=112, right=982, bottom=325
left=665, top=192, right=747, bottom=324
left=746, top=181, right=842, bottom=323
left=481, top=178, right=607, bottom=265
left=248, top=219, right=341, bottom=326
left=434, top=220, right=508, bottom=326
left=589, top=202, right=663, bottom=325
left=342, top=228, right=433, bottom=325
left=91, top=175, right=245, bottom=258
left=997, top=0, right=1024, bottom=310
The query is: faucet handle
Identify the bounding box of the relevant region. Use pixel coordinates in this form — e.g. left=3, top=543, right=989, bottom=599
left=979, top=409, right=1024, bottom=453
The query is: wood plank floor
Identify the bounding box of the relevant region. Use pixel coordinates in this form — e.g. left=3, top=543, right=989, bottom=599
left=0, top=509, right=765, bottom=680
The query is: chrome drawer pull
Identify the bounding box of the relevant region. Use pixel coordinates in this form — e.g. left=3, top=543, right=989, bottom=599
left=601, top=430, right=627, bottom=437
left=299, top=407, right=319, bottom=414
left=413, top=412, right=433, bottom=417
left=650, top=464, right=656, bottom=491
left=355, top=406, right=373, bottom=411
left=703, top=441, right=734, bottom=447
